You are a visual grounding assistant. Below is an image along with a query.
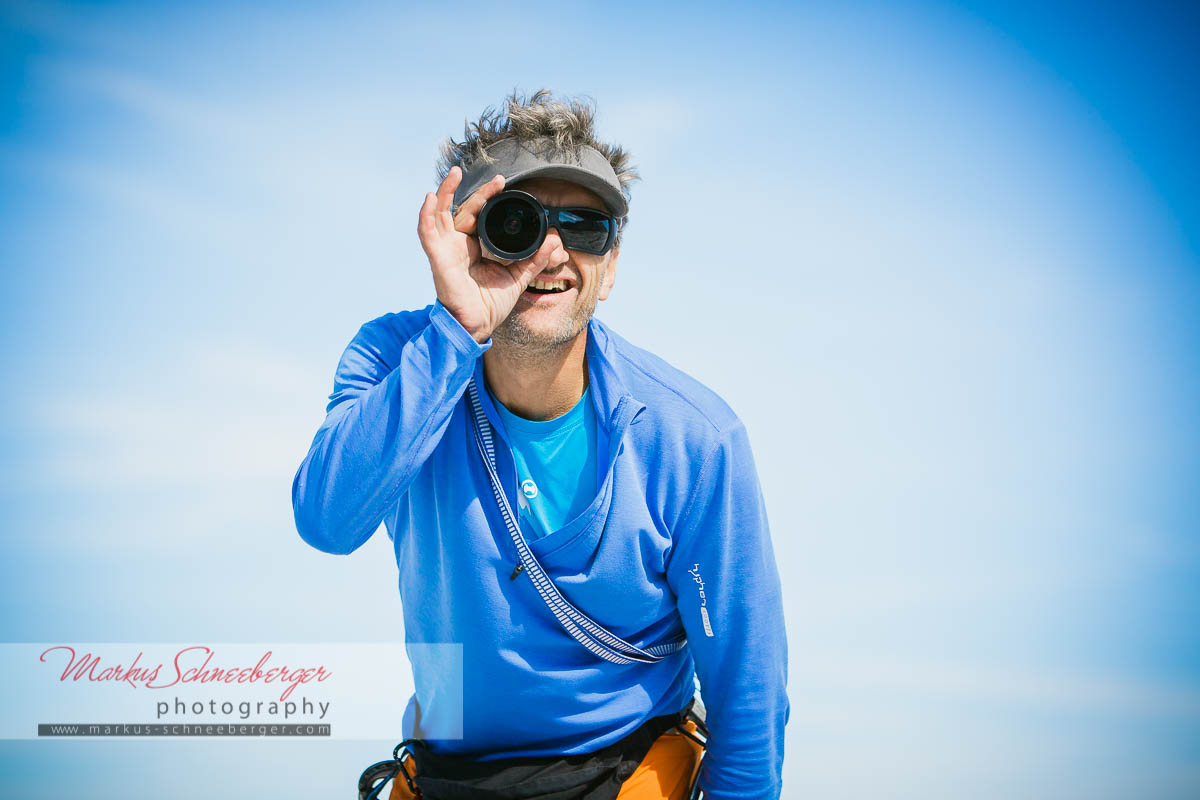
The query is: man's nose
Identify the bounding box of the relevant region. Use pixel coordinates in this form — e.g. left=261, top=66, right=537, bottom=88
left=544, top=229, right=569, bottom=266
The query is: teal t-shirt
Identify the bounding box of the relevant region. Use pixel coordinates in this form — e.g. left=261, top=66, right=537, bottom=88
left=488, top=385, right=600, bottom=541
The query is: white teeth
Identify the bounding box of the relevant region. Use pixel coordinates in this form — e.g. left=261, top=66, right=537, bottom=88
left=531, top=279, right=567, bottom=291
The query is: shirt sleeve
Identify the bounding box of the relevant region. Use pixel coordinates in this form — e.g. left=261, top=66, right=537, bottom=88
left=291, top=300, right=490, bottom=555
left=665, top=421, right=790, bottom=800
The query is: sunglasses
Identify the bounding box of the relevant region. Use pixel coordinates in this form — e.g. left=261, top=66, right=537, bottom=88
left=477, top=190, right=617, bottom=261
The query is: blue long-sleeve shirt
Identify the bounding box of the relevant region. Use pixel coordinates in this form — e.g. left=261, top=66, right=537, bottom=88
left=292, top=300, right=789, bottom=799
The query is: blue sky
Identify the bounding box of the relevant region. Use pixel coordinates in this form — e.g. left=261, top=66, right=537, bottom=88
left=1, top=1, right=1198, bottom=797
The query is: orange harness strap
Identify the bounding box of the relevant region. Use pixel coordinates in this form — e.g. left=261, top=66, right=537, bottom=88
left=388, top=719, right=704, bottom=800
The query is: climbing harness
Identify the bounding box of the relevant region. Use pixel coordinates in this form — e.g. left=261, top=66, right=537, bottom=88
left=357, top=702, right=709, bottom=800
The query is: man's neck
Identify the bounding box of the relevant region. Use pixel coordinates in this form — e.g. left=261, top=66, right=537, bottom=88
left=482, top=331, right=590, bottom=421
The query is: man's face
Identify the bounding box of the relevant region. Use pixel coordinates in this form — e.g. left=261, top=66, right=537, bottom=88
left=491, top=177, right=619, bottom=351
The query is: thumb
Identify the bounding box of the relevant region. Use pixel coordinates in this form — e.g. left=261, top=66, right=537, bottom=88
left=510, top=237, right=560, bottom=287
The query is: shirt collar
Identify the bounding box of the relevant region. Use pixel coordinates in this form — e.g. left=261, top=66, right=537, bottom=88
left=585, top=316, right=648, bottom=431
left=471, top=317, right=646, bottom=442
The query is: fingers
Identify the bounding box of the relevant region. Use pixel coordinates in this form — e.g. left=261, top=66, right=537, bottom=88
left=465, top=232, right=482, bottom=265
left=435, top=166, right=463, bottom=231
left=417, top=191, right=438, bottom=255
left=510, top=234, right=566, bottom=285
left=453, top=173, right=506, bottom=235
left=479, top=237, right=514, bottom=266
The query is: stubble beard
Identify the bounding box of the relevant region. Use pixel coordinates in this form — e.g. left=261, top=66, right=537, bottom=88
left=493, top=265, right=604, bottom=355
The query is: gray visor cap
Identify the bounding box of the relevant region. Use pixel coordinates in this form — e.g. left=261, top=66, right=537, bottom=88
left=452, top=137, right=628, bottom=218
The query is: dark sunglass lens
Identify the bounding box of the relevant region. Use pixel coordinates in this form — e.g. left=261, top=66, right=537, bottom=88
left=557, top=209, right=612, bottom=253
left=484, top=196, right=541, bottom=256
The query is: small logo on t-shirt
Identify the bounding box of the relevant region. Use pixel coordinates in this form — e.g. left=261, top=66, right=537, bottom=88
left=521, top=479, right=539, bottom=499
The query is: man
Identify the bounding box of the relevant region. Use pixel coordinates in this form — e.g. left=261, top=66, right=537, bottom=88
left=292, top=90, right=788, bottom=799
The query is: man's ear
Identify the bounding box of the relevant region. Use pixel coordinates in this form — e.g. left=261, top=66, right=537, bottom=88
left=597, top=248, right=619, bottom=301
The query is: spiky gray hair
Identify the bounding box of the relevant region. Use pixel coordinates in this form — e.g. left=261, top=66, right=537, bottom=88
left=437, top=88, right=639, bottom=248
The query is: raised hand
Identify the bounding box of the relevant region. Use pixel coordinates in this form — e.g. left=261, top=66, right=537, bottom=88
left=418, top=165, right=566, bottom=343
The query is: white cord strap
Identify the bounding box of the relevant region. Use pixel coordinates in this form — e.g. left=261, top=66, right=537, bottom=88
left=466, top=377, right=687, bottom=665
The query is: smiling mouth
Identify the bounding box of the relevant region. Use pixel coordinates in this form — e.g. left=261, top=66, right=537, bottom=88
left=525, top=278, right=570, bottom=294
